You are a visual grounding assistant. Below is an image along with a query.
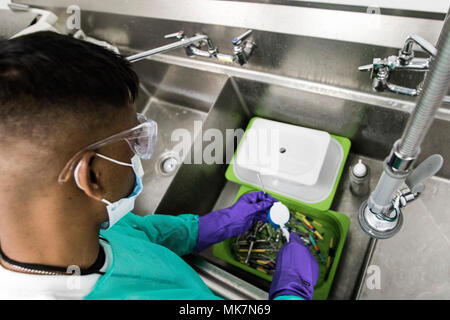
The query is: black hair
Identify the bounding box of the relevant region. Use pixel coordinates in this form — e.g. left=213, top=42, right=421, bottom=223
left=0, top=31, right=139, bottom=138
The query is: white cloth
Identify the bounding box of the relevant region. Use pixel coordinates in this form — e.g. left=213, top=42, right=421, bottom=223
left=0, top=239, right=112, bottom=300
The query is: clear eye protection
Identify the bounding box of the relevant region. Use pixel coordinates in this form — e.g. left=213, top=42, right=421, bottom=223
left=58, top=113, right=157, bottom=184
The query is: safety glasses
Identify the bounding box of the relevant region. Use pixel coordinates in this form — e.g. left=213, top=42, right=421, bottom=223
left=58, top=113, right=157, bottom=184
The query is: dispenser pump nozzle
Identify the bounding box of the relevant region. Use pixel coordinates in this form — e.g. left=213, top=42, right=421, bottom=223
left=353, top=159, right=368, bottom=178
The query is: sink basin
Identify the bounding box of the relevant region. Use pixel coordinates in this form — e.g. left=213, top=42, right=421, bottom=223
left=130, top=58, right=367, bottom=299
left=131, top=59, right=228, bottom=214
left=127, top=54, right=450, bottom=300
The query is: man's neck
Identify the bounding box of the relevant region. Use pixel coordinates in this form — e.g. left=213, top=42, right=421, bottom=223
left=0, top=214, right=101, bottom=272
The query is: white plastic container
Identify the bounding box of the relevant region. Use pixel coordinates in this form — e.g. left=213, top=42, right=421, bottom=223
left=235, top=118, right=330, bottom=187
left=233, top=118, right=344, bottom=204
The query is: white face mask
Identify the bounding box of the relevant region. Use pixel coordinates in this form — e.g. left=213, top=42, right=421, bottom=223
left=74, top=154, right=144, bottom=230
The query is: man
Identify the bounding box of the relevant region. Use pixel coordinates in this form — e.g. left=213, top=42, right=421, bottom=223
left=0, top=31, right=318, bottom=300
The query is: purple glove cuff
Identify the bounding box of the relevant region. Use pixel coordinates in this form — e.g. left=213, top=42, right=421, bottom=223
left=269, top=280, right=313, bottom=300
left=195, top=213, right=226, bottom=252
left=269, top=232, right=319, bottom=301
left=270, top=289, right=306, bottom=300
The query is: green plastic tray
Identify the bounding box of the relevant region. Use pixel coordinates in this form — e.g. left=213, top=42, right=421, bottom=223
left=225, top=117, right=351, bottom=211
left=213, top=185, right=351, bottom=300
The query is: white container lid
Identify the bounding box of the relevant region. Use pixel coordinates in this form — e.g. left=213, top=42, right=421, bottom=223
left=235, top=118, right=330, bottom=186
left=234, top=136, right=344, bottom=204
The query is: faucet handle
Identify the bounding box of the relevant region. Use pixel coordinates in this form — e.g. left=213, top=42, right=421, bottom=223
left=359, top=59, right=387, bottom=83
left=232, top=30, right=253, bottom=45
left=358, top=58, right=388, bottom=77
left=405, top=154, right=443, bottom=194
left=164, top=31, right=185, bottom=40
left=358, top=64, right=374, bottom=72
left=359, top=57, right=398, bottom=72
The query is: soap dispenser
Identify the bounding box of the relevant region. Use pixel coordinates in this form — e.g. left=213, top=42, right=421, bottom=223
left=349, top=159, right=370, bottom=197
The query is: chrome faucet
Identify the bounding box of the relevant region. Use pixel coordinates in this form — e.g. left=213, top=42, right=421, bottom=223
left=126, top=33, right=209, bottom=63
left=126, top=30, right=256, bottom=65
left=358, top=152, right=443, bottom=239
left=232, top=29, right=257, bottom=65
left=358, top=35, right=437, bottom=96
left=399, top=35, right=438, bottom=64
left=357, top=16, right=450, bottom=239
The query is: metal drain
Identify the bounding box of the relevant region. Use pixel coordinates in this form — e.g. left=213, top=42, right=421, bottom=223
left=158, top=153, right=179, bottom=176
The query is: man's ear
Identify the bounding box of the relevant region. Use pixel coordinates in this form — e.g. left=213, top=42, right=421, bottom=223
left=75, top=151, right=104, bottom=201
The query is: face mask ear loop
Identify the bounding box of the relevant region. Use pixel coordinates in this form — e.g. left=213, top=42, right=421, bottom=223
left=101, top=199, right=112, bottom=205
left=74, top=154, right=132, bottom=190
left=96, top=153, right=136, bottom=207
left=74, top=161, right=84, bottom=190
left=96, top=153, right=133, bottom=167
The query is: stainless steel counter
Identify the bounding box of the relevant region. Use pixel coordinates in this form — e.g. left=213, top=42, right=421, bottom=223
left=198, top=153, right=381, bottom=300
left=358, top=176, right=450, bottom=299
left=199, top=153, right=450, bottom=299
left=126, top=55, right=450, bottom=300
left=0, top=8, right=37, bottom=39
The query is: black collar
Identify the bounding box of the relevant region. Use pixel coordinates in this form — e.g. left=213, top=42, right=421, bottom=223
left=0, top=241, right=107, bottom=276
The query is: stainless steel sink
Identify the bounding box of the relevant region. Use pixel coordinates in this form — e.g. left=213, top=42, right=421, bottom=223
left=132, top=60, right=228, bottom=214
left=129, top=54, right=450, bottom=299
left=2, top=2, right=449, bottom=300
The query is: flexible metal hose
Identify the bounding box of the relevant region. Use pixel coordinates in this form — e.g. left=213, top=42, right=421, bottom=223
left=398, top=12, right=450, bottom=157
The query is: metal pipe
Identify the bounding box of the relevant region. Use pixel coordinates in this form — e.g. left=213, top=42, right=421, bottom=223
left=353, top=238, right=378, bottom=300
left=126, top=34, right=209, bottom=63
left=367, top=172, right=403, bottom=214
left=400, top=35, right=438, bottom=58
left=360, top=10, right=450, bottom=238
left=398, top=12, right=450, bottom=158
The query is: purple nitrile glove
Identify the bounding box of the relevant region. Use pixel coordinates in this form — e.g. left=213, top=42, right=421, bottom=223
left=195, top=191, right=278, bottom=252
left=269, top=232, right=319, bottom=300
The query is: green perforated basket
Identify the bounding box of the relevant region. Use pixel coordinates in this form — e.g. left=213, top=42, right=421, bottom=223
left=213, top=117, right=351, bottom=300
left=213, top=185, right=350, bottom=300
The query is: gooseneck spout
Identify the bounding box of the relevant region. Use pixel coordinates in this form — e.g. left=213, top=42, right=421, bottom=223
left=358, top=10, right=450, bottom=239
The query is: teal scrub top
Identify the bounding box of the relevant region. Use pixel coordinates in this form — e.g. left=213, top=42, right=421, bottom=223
left=84, top=212, right=221, bottom=300
left=84, top=212, right=303, bottom=300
